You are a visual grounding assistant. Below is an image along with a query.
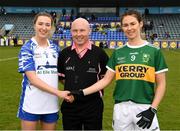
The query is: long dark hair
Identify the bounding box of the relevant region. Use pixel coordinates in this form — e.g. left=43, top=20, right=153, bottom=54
left=33, top=12, right=54, bottom=26
left=120, top=10, right=143, bottom=25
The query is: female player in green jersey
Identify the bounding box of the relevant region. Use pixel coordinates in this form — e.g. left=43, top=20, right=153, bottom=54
left=70, top=10, right=168, bottom=130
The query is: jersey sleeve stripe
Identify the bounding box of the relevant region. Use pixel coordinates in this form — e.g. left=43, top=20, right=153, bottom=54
left=155, top=68, right=168, bottom=74
left=106, top=66, right=115, bottom=72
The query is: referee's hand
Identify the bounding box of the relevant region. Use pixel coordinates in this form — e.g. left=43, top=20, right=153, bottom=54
left=68, top=89, right=84, bottom=102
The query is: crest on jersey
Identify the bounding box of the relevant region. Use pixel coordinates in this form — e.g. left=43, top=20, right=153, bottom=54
left=142, top=53, right=150, bottom=63
left=117, top=57, right=126, bottom=64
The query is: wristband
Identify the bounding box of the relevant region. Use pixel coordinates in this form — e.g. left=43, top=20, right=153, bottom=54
left=150, top=107, right=157, bottom=114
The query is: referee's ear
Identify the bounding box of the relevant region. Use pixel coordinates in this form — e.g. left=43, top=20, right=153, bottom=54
left=89, top=28, right=92, bottom=35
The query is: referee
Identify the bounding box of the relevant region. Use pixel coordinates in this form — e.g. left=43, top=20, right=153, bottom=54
left=58, top=18, right=109, bottom=130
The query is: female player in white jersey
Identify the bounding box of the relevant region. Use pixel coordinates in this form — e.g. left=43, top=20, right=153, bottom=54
left=70, top=10, right=168, bottom=130
left=17, top=12, right=71, bottom=130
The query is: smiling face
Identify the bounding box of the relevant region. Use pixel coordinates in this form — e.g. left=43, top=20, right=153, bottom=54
left=34, top=15, right=52, bottom=39
left=121, top=15, right=143, bottom=41
left=71, top=18, right=91, bottom=45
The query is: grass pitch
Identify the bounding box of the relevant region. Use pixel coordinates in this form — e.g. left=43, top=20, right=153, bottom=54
left=0, top=47, right=179, bottom=130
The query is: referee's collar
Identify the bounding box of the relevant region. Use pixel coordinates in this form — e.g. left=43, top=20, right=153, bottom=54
left=71, top=40, right=92, bottom=51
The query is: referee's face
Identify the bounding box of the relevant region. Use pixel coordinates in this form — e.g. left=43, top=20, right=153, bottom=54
left=71, top=18, right=91, bottom=45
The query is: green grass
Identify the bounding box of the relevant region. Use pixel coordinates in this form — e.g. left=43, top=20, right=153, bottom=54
left=0, top=47, right=180, bottom=130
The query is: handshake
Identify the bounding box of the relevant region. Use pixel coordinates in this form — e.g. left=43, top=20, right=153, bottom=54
left=62, top=89, right=84, bottom=103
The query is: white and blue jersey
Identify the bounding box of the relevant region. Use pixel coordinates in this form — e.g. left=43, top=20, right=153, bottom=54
left=18, top=38, right=60, bottom=114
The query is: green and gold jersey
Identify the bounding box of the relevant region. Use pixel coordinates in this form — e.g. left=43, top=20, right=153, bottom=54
left=107, top=42, right=168, bottom=104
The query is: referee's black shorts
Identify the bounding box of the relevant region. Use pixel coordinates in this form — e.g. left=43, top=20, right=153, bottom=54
left=61, top=97, right=103, bottom=130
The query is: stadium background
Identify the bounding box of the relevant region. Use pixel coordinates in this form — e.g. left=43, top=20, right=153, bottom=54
left=0, top=0, right=180, bottom=48
left=0, top=0, right=180, bottom=130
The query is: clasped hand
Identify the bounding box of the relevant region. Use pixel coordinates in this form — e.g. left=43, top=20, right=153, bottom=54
left=58, top=90, right=84, bottom=103
left=56, top=90, right=74, bottom=103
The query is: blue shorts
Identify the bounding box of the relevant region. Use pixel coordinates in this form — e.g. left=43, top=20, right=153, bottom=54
left=18, top=109, right=59, bottom=123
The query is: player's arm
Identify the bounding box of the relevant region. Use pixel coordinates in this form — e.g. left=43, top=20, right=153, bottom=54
left=136, top=72, right=167, bottom=129
left=151, top=72, right=166, bottom=109
left=25, top=71, right=70, bottom=99
left=83, top=69, right=115, bottom=95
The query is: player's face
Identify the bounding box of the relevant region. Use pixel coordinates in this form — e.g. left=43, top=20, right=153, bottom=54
left=121, top=15, right=143, bottom=40
left=71, top=20, right=90, bottom=45
left=34, top=16, right=52, bottom=39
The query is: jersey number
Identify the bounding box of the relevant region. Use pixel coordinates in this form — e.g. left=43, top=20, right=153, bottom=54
left=131, top=55, right=136, bottom=61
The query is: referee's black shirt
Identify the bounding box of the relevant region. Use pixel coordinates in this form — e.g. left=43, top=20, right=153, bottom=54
left=58, top=44, right=109, bottom=106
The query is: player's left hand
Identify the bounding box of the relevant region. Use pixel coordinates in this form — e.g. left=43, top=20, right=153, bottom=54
left=136, top=107, right=157, bottom=129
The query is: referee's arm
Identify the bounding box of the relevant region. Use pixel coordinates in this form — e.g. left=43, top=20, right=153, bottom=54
left=83, top=69, right=115, bottom=96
